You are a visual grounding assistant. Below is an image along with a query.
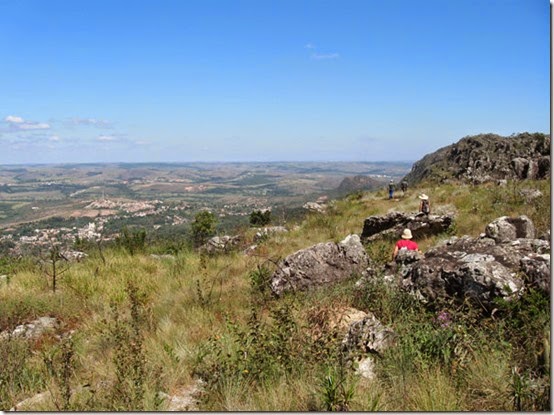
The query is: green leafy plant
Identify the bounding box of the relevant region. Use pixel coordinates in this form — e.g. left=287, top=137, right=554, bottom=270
left=191, top=211, right=217, bottom=247
left=249, top=209, right=271, bottom=227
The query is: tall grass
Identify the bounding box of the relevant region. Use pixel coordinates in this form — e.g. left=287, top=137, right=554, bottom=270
left=0, top=178, right=549, bottom=410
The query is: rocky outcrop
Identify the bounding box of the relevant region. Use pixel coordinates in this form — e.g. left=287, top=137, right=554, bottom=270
left=361, top=211, right=453, bottom=242
left=303, top=201, right=327, bottom=213
left=0, top=316, right=59, bottom=341
left=270, top=234, right=370, bottom=296
left=402, top=132, right=550, bottom=185
left=159, top=379, right=205, bottom=411
left=395, top=218, right=550, bottom=308
left=520, top=253, right=551, bottom=294
left=306, top=306, right=394, bottom=380
left=340, top=312, right=395, bottom=380
left=341, top=313, right=395, bottom=356
left=201, top=235, right=241, bottom=255
left=254, top=226, right=288, bottom=242
left=60, top=250, right=88, bottom=262
left=485, top=215, right=535, bottom=243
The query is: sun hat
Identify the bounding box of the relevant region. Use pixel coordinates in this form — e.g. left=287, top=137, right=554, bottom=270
left=401, top=228, right=413, bottom=239
left=418, top=194, right=429, bottom=200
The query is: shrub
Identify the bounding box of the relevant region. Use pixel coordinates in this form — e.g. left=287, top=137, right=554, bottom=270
left=116, top=227, right=147, bottom=255
left=249, top=210, right=271, bottom=227
left=191, top=211, right=217, bottom=247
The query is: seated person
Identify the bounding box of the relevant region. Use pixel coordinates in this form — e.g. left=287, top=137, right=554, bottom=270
left=419, top=193, right=430, bottom=215
left=392, top=228, right=419, bottom=260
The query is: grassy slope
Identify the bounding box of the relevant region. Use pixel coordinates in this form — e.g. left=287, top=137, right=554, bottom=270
left=0, top=178, right=550, bottom=411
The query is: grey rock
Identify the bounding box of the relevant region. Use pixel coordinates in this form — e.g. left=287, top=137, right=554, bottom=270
left=520, top=253, right=550, bottom=294
left=402, top=133, right=550, bottom=185
left=254, top=226, right=288, bottom=242
left=485, top=215, right=535, bottom=243
left=271, top=234, right=370, bottom=296
left=361, top=211, right=453, bottom=242
left=518, top=188, right=543, bottom=203
left=341, top=312, right=395, bottom=380
left=400, top=218, right=550, bottom=308
left=201, top=235, right=241, bottom=254
left=341, top=312, right=395, bottom=355
left=303, top=201, right=327, bottom=213
left=1, top=316, right=59, bottom=341
left=60, top=250, right=88, bottom=262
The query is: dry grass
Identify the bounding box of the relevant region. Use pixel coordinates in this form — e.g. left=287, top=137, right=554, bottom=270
left=0, top=178, right=549, bottom=410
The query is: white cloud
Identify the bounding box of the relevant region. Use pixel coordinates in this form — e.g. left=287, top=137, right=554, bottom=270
left=49, top=135, right=60, bottom=142
left=311, top=52, right=340, bottom=60
left=304, top=43, right=340, bottom=60
left=18, top=122, right=51, bottom=130
left=4, top=115, right=50, bottom=130
left=71, top=117, right=113, bottom=128
left=5, top=115, right=24, bottom=123
left=97, top=135, right=117, bottom=141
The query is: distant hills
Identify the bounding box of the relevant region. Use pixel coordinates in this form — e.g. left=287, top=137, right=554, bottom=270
left=336, top=175, right=385, bottom=195
left=402, top=132, right=550, bottom=185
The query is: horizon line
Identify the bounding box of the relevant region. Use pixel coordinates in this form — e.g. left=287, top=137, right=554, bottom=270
left=0, top=160, right=416, bottom=167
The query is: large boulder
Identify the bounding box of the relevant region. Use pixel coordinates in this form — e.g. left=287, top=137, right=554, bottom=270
left=401, top=229, right=550, bottom=309
left=270, top=234, right=370, bottom=296
left=341, top=312, right=396, bottom=380
left=485, top=215, right=535, bottom=243
left=361, top=211, right=453, bottom=242
left=520, top=253, right=551, bottom=295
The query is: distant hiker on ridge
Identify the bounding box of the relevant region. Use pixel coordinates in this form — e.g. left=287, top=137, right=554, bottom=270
left=388, top=180, right=395, bottom=200
left=400, top=180, right=408, bottom=195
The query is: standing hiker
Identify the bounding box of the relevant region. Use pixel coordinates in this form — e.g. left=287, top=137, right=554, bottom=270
left=388, top=180, right=395, bottom=200
left=400, top=180, right=408, bottom=195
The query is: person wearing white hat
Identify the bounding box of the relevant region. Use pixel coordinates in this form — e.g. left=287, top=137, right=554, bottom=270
left=392, top=228, right=420, bottom=259
left=418, top=193, right=430, bottom=215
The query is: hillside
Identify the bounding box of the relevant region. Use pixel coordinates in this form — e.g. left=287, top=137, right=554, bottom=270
left=402, top=132, right=550, bottom=185
left=0, top=172, right=550, bottom=411
left=335, top=175, right=385, bottom=196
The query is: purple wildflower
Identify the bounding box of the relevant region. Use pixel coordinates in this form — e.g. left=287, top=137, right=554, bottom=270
left=436, top=310, right=451, bottom=328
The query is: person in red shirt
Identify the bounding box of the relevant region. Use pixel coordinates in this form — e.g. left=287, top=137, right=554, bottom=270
left=392, top=228, right=419, bottom=259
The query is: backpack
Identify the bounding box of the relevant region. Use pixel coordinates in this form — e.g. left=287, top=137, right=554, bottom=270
left=421, top=199, right=430, bottom=214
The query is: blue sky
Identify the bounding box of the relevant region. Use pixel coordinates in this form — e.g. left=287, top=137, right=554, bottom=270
left=0, top=0, right=550, bottom=164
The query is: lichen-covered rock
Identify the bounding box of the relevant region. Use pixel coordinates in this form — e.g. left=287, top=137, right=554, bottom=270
left=270, top=234, right=370, bottom=296
left=60, top=250, right=88, bottom=262
left=303, top=201, right=327, bottom=213
left=520, top=253, right=551, bottom=295
left=341, top=312, right=396, bottom=380
left=402, top=133, right=550, bottom=185
left=401, top=225, right=550, bottom=309
left=361, top=211, right=453, bottom=242
left=254, top=226, right=288, bottom=242
left=341, top=313, right=395, bottom=355
left=485, top=215, right=535, bottom=243
left=201, top=235, right=241, bottom=254
left=0, top=316, right=59, bottom=341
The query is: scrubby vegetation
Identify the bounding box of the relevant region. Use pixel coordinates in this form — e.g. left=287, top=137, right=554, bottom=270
left=0, top=178, right=550, bottom=411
